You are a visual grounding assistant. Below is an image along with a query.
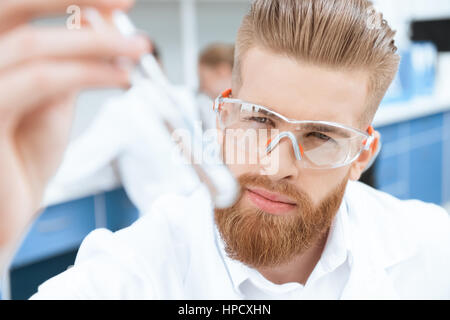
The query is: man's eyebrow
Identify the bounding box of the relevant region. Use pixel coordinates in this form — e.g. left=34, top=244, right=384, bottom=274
left=243, top=104, right=282, bottom=119
left=242, top=103, right=274, bottom=114
left=242, top=103, right=354, bottom=138
left=298, top=123, right=351, bottom=138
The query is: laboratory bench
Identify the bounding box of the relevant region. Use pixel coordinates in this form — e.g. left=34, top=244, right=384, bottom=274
left=2, top=95, right=450, bottom=300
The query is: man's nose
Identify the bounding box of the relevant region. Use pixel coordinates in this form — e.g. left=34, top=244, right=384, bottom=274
left=266, top=132, right=303, bottom=161
left=264, top=135, right=301, bottom=181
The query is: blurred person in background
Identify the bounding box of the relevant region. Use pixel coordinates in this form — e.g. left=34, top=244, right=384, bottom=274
left=44, top=39, right=200, bottom=216
left=198, top=43, right=235, bottom=100
left=197, top=43, right=235, bottom=131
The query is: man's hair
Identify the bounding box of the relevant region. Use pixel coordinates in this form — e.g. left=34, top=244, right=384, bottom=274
left=233, top=0, right=400, bottom=124
left=199, top=43, right=235, bottom=69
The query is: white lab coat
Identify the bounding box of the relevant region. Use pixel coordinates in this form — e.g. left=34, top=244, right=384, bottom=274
left=44, top=81, right=202, bottom=214
left=31, top=181, right=450, bottom=300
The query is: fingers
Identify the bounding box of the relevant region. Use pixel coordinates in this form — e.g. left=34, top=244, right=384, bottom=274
left=0, top=26, right=149, bottom=72
left=14, top=92, right=78, bottom=191
left=0, top=60, right=131, bottom=127
left=0, top=0, right=134, bottom=33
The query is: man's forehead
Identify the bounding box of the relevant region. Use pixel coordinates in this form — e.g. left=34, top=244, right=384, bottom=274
left=237, top=47, right=370, bottom=128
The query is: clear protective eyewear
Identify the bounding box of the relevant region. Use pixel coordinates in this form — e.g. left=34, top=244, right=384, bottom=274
left=213, top=89, right=377, bottom=170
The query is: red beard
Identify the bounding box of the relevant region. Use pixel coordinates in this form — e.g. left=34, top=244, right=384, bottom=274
left=215, top=173, right=348, bottom=268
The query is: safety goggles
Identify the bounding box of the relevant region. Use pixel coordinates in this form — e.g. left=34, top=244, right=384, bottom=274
left=213, top=89, right=377, bottom=170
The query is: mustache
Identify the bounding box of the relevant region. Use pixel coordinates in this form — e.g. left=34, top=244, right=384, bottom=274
left=237, top=173, right=311, bottom=206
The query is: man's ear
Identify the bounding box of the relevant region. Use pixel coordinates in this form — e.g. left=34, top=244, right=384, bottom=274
left=349, top=130, right=381, bottom=181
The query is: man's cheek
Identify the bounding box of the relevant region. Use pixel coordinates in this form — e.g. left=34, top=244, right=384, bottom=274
left=222, top=134, right=280, bottom=176
left=299, top=168, right=350, bottom=206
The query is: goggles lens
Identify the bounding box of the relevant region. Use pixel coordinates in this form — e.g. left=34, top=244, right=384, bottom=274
left=216, top=99, right=372, bottom=169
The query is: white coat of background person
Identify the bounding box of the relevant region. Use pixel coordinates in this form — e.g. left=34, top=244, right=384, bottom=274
left=44, top=40, right=202, bottom=214
left=44, top=77, right=202, bottom=215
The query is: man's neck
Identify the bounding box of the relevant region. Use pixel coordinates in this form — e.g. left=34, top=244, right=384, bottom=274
left=256, top=230, right=329, bottom=286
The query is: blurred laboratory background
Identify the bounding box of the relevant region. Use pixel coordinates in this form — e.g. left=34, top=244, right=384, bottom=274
left=2, top=0, right=450, bottom=300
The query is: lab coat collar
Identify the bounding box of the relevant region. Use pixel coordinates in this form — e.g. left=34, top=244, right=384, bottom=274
left=214, top=225, right=249, bottom=298
left=347, top=181, right=417, bottom=266
left=339, top=181, right=418, bottom=299
left=317, top=199, right=351, bottom=275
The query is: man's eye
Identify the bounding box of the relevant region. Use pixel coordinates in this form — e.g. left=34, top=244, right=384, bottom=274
left=307, top=132, right=331, bottom=141
left=247, top=117, right=274, bottom=126
left=252, top=117, right=269, bottom=124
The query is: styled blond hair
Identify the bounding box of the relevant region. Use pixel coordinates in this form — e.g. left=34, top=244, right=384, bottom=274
left=233, top=0, right=400, bottom=124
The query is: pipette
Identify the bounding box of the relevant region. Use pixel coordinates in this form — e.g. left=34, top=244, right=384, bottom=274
left=85, top=9, right=240, bottom=209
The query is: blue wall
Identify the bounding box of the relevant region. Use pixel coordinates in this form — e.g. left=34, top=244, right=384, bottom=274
left=376, top=111, right=450, bottom=205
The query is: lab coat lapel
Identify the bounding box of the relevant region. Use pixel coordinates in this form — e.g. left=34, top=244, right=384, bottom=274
left=340, top=250, right=400, bottom=300
left=340, top=217, right=401, bottom=300
left=339, top=182, right=418, bottom=300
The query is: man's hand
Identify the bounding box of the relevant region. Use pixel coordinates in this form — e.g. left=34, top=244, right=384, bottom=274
left=0, top=0, right=148, bottom=267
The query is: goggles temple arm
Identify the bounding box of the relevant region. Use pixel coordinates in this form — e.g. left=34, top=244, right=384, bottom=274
left=363, top=126, right=376, bottom=151
left=213, top=89, right=233, bottom=112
